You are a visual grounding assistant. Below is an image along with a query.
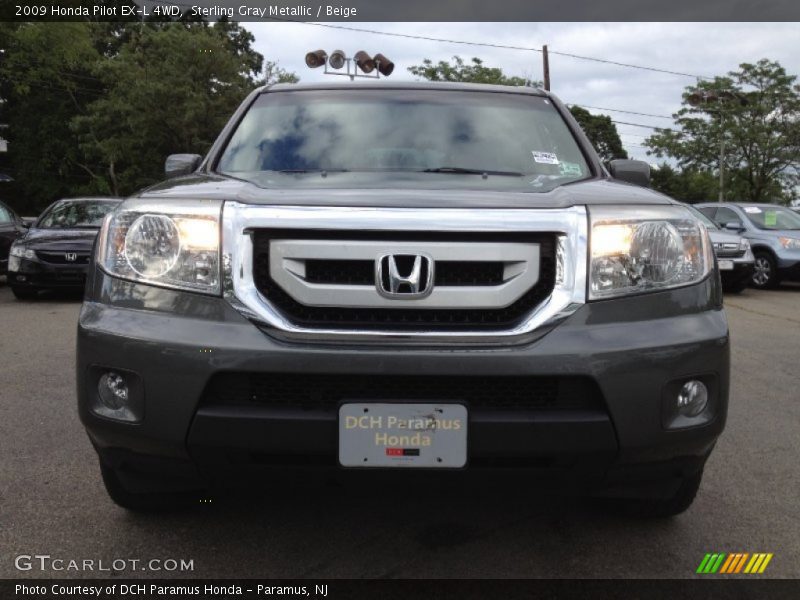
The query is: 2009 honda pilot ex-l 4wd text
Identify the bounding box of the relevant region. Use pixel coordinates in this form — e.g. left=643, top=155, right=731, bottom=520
left=77, top=82, right=729, bottom=516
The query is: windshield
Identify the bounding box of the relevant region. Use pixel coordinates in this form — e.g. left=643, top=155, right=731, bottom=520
left=686, top=205, right=718, bottom=230
left=741, top=205, right=800, bottom=231
left=37, top=200, right=117, bottom=229
left=216, top=89, right=592, bottom=193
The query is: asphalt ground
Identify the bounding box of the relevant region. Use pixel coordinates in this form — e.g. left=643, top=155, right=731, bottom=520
left=1, top=278, right=798, bottom=579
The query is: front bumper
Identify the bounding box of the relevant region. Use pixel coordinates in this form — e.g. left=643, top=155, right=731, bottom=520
left=8, top=257, right=89, bottom=289
left=78, top=268, right=729, bottom=495
left=718, top=257, right=753, bottom=287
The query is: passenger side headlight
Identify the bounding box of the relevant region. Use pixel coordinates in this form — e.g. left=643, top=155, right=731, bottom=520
left=10, top=243, right=36, bottom=260
left=588, top=205, right=713, bottom=300
left=97, top=199, right=222, bottom=294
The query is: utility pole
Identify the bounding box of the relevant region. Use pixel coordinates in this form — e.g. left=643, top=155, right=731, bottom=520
left=542, top=45, right=550, bottom=91
left=718, top=125, right=725, bottom=202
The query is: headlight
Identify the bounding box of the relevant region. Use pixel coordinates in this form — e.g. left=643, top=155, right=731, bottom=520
left=10, top=244, right=36, bottom=260
left=589, top=205, right=713, bottom=300
left=778, top=236, right=800, bottom=250
left=739, top=237, right=751, bottom=250
left=97, top=199, right=222, bottom=294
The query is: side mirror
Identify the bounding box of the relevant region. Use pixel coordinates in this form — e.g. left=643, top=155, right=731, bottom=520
left=723, top=220, right=745, bottom=232
left=21, top=217, right=35, bottom=228
left=165, top=154, right=202, bottom=179
left=608, top=159, right=651, bottom=187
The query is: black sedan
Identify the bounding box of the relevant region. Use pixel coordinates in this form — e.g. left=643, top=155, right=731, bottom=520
left=0, top=200, right=29, bottom=274
left=7, top=197, right=120, bottom=299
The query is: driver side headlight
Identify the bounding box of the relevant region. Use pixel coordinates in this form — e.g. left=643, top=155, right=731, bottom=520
left=97, top=199, right=222, bottom=295
left=588, top=205, right=713, bottom=300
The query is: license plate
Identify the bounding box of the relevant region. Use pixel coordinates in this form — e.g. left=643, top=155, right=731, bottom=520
left=718, top=259, right=734, bottom=271
left=338, top=403, right=467, bottom=468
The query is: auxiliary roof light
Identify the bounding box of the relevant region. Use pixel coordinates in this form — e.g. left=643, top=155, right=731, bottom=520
left=305, top=49, right=327, bottom=68
left=373, top=53, right=395, bottom=76
left=305, top=50, right=394, bottom=79
left=328, top=49, right=347, bottom=70
left=354, top=50, right=376, bottom=74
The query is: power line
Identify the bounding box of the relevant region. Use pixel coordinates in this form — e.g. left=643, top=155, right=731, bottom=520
left=270, top=20, right=711, bottom=80
left=570, top=104, right=674, bottom=120
left=611, top=119, right=676, bottom=132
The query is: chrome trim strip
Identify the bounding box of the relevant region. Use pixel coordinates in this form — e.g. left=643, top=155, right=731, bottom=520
left=222, top=203, right=588, bottom=346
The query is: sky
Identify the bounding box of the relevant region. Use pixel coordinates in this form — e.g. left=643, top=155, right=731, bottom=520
left=245, top=21, right=800, bottom=163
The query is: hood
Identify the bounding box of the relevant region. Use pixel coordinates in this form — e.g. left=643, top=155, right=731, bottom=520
left=17, top=228, right=100, bottom=251
left=136, top=173, right=676, bottom=210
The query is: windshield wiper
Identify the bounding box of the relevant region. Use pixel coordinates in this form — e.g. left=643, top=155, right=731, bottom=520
left=420, top=167, right=523, bottom=177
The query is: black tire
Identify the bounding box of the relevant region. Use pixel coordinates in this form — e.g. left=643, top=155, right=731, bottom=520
left=11, top=286, right=38, bottom=300
left=99, top=462, right=204, bottom=512
left=751, top=251, right=780, bottom=289
left=608, top=469, right=703, bottom=518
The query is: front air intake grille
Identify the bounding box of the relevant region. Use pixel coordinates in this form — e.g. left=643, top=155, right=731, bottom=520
left=252, top=230, right=556, bottom=330
left=35, top=251, right=91, bottom=265
left=201, top=373, right=604, bottom=412
left=305, top=259, right=505, bottom=287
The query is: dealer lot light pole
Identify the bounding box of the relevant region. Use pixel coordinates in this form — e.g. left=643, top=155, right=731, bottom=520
left=687, top=89, right=748, bottom=202
left=305, top=50, right=394, bottom=80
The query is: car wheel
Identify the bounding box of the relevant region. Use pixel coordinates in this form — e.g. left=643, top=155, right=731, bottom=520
left=10, top=286, right=38, bottom=300
left=751, top=251, right=780, bottom=289
left=99, top=462, right=204, bottom=512
left=606, top=469, right=703, bottom=518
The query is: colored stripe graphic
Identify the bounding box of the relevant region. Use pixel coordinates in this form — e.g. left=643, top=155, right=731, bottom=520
left=758, top=554, right=773, bottom=573
left=734, top=553, right=749, bottom=573
left=719, top=554, right=736, bottom=573
left=696, top=554, right=712, bottom=574
left=697, top=552, right=772, bottom=574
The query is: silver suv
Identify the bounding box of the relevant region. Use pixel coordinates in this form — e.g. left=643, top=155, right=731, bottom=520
left=696, top=202, right=800, bottom=288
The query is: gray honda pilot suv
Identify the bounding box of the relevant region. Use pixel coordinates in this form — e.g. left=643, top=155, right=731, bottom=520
left=77, top=82, right=729, bottom=516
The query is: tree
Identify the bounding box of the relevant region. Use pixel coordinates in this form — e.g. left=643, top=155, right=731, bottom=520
left=408, top=56, right=541, bottom=88
left=650, top=163, right=719, bottom=202
left=1, top=22, right=297, bottom=210
left=71, top=22, right=268, bottom=195
left=645, top=59, right=800, bottom=204
left=568, top=105, right=627, bottom=162
left=0, top=23, right=106, bottom=213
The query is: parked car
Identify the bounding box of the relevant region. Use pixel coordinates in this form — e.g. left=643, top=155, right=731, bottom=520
left=0, top=199, right=29, bottom=275
left=77, top=82, right=729, bottom=517
left=684, top=204, right=754, bottom=293
left=695, top=202, right=800, bottom=289
left=7, top=197, right=120, bottom=299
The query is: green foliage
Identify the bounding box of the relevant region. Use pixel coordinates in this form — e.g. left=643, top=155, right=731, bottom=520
left=650, top=163, right=719, bottom=202
left=568, top=106, right=627, bottom=162
left=408, top=56, right=541, bottom=88
left=0, top=23, right=104, bottom=212
left=645, top=59, right=800, bottom=204
left=0, top=22, right=297, bottom=212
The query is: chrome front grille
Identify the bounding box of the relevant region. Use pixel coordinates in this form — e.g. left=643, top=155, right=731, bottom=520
left=221, top=203, right=587, bottom=345
left=251, top=231, right=556, bottom=330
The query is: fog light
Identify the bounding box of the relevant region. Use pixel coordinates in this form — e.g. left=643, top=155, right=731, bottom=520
left=677, top=380, right=708, bottom=417
left=98, top=372, right=129, bottom=409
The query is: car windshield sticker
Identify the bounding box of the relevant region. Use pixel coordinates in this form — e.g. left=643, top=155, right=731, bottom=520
left=764, top=211, right=778, bottom=226
left=532, top=151, right=559, bottom=165
left=559, top=161, right=583, bottom=176
left=744, top=207, right=762, bottom=213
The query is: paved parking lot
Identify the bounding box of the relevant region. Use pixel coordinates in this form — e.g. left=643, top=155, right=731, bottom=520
left=1, top=279, right=798, bottom=579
